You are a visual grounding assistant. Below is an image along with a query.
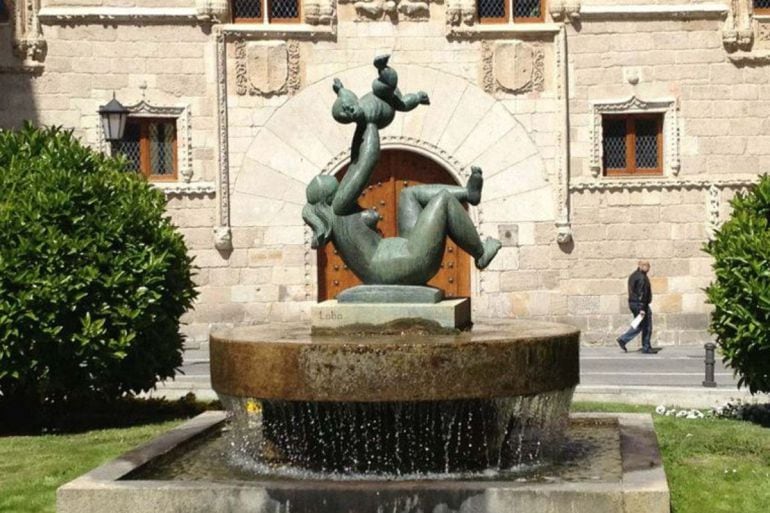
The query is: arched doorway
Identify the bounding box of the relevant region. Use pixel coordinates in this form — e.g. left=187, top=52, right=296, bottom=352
left=317, top=149, right=472, bottom=301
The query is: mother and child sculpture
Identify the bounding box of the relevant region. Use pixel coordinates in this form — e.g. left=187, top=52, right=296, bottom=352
left=302, top=55, right=502, bottom=289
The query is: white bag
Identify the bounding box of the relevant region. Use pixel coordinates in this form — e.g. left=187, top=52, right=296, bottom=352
left=630, top=313, right=645, bottom=330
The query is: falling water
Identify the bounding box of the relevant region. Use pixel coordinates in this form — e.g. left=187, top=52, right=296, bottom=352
left=219, top=388, right=574, bottom=476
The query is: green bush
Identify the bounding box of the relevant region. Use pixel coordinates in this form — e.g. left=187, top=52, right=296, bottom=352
left=704, top=174, right=770, bottom=394
left=0, top=124, right=197, bottom=413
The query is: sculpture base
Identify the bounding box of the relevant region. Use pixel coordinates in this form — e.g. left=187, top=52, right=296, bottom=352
left=337, top=285, right=444, bottom=304
left=311, top=298, right=470, bottom=331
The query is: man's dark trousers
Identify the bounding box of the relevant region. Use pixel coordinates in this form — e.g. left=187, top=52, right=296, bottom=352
left=618, top=301, right=652, bottom=352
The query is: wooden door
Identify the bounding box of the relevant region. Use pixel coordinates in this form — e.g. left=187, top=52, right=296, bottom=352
left=317, top=150, right=471, bottom=301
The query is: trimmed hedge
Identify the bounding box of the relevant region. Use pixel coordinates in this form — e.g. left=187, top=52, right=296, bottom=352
left=704, top=174, right=770, bottom=394
left=0, top=124, right=197, bottom=412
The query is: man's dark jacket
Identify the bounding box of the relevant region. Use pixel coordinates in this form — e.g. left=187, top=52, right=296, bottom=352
left=627, top=269, right=652, bottom=307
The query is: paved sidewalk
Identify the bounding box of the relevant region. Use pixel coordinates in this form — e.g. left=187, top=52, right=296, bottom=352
left=148, top=344, right=770, bottom=408
left=573, top=344, right=770, bottom=407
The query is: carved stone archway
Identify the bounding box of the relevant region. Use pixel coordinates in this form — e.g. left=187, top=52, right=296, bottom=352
left=230, top=64, right=553, bottom=301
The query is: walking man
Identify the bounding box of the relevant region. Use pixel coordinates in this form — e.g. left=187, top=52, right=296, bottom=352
left=617, top=260, right=654, bottom=354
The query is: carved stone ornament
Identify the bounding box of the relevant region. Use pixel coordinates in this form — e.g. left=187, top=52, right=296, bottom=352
left=340, top=0, right=428, bottom=22
left=554, top=27, right=572, bottom=245
left=398, top=0, right=430, bottom=19
left=481, top=41, right=494, bottom=94
left=707, top=184, right=721, bottom=240
left=235, top=40, right=300, bottom=97
left=8, top=0, right=47, bottom=67
left=589, top=96, right=680, bottom=178
left=556, top=222, right=572, bottom=244
left=215, top=28, right=233, bottom=251
left=493, top=42, right=545, bottom=94
left=757, top=21, right=770, bottom=49
left=482, top=41, right=545, bottom=95
left=305, top=0, right=336, bottom=24
left=722, top=0, right=754, bottom=52
left=214, top=226, right=233, bottom=251
left=549, top=0, right=581, bottom=22
left=570, top=175, right=759, bottom=192
left=446, top=0, right=475, bottom=26
left=195, top=0, right=229, bottom=22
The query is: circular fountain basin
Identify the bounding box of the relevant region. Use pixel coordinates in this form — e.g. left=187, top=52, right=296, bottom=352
left=210, top=319, right=579, bottom=402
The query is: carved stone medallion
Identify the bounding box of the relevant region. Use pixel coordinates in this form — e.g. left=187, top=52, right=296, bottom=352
left=492, top=42, right=545, bottom=95
left=235, top=40, right=300, bottom=97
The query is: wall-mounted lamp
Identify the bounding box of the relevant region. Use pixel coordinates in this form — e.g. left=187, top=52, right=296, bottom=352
left=98, top=94, right=129, bottom=142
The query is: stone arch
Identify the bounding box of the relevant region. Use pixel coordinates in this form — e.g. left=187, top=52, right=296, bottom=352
left=231, top=64, right=554, bottom=300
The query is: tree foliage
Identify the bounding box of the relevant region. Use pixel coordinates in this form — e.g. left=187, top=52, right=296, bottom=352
left=0, top=124, right=197, bottom=412
left=705, top=174, right=770, bottom=394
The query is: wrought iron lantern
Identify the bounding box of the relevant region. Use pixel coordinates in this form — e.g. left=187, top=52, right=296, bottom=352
left=98, top=94, right=129, bottom=142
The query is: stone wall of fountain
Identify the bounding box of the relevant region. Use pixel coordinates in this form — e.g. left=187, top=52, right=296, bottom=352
left=211, top=320, right=580, bottom=476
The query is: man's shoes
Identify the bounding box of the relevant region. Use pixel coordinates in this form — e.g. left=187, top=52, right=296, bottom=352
left=641, top=348, right=654, bottom=354
left=616, top=338, right=627, bottom=353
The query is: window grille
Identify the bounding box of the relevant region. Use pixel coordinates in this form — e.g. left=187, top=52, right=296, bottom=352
left=112, top=118, right=178, bottom=180
left=602, top=119, right=627, bottom=171
left=602, top=114, right=663, bottom=176
left=270, top=0, right=300, bottom=20
left=113, top=122, right=142, bottom=173
left=232, top=0, right=262, bottom=20
left=478, top=0, right=543, bottom=23
left=478, top=0, right=507, bottom=22
left=635, top=119, right=659, bottom=170
left=148, top=123, right=175, bottom=176
left=755, top=0, right=770, bottom=13
left=232, top=0, right=301, bottom=22
left=514, top=0, right=542, bottom=21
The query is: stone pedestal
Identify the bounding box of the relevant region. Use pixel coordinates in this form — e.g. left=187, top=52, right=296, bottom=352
left=311, top=298, right=471, bottom=330
left=337, top=285, right=444, bottom=304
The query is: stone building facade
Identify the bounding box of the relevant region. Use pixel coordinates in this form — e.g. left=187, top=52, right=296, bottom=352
left=1, top=0, right=769, bottom=348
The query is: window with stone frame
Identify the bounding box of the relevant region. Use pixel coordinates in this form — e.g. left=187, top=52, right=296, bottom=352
left=755, top=0, right=770, bottom=14
left=602, top=114, right=664, bottom=176
left=231, top=0, right=301, bottom=23
left=478, top=0, right=544, bottom=23
left=0, top=0, right=9, bottom=24
left=111, top=117, right=178, bottom=181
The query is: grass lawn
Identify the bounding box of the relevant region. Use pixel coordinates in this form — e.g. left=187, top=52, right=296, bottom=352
left=0, top=420, right=180, bottom=513
left=574, top=402, right=770, bottom=513
left=1, top=403, right=769, bottom=513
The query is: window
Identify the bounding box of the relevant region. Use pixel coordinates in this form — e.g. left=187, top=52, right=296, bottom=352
left=602, top=114, right=663, bottom=176
left=0, top=0, right=9, bottom=24
left=755, top=0, right=770, bottom=15
left=231, top=0, right=301, bottom=23
left=478, top=0, right=544, bottom=23
left=112, top=118, right=178, bottom=181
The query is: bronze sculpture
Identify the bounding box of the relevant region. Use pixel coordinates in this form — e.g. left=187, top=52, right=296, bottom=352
left=303, top=55, right=501, bottom=287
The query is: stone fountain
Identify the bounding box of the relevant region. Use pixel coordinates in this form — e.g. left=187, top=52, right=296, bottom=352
left=57, top=57, right=670, bottom=513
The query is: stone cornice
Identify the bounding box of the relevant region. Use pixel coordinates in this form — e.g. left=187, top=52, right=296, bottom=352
left=447, top=22, right=562, bottom=39
left=579, top=3, right=728, bottom=20
left=154, top=182, right=217, bottom=197
left=570, top=175, right=759, bottom=192
left=220, top=22, right=336, bottom=39
left=37, top=7, right=202, bottom=25
left=727, top=51, right=770, bottom=64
